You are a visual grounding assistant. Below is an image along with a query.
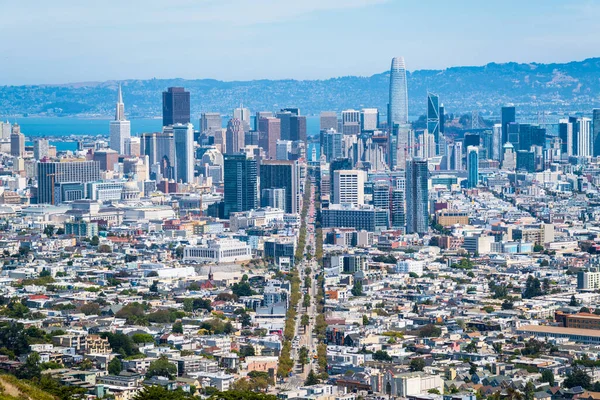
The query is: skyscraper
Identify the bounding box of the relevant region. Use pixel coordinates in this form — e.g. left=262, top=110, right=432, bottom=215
left=141, top=132, right=176, bottom=179
left=224, top=154, right=257, bottom=217
left=501, top=106, right=516, bottom=145
left=37, top=160, right=101, bottom=204
left=321, top=129, right=343, bottom=162
left=559, top=119, right=573, bottom=157
left=341, top=110, right=361, bottom=135
left=332, top=170, right=365, bottom=206
left=388, top=57, right=409, bottom=127
left=290, top=115, right=307, bottom=142
left=427, top=93, right=440, bottom=146
left=234, top=106, right=251, bottom=132
left=225, top=118, right=245, bottom=154
left=255, top=111, right=273, bottom=131
left=109, top=84, right=131, bottom=154
left=200, top=112, right=222, bottom=134
left=320, top=112, right=338, bottom=132
left=391, top=189, right=406, bottom=229
left=572, top=117, right=592, bottom=157
left=492, top=124, right=502, bottom=161
left=258, top=117, right=281, bottom=159
left=405, top=159, right=428, bottom=234
left=360, top=108, right=379, bottom=132
left=593, top=109, right=600, bottom=157
left=467, top=146, right=479, bottom=189
left=34, top=139, right=50, bottom=160
left=10, top=130, right=25, bottom=158
left=260, top=160, right=299, bottom=214
left=276, top=110, right=292, bottom=140
left=162, top=87, right=190, bottom=126
left=173, top=123, right=194, bottom=183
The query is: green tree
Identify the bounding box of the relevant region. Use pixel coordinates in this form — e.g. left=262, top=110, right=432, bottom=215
left=564, top=367, right=591, bottom=389
left=146, top=356, right=177, bottom=379
left=172, top=321, right=183, bottom=334
left=419, top=324, right=442, bottom=338
left=373, top=350, right=392, bottom=361
left=541, top=370, right=555, bottom=386
left=409, top=358, right=425, bottom=372
left=108, top=357, right=122, bottom=375
left=305, top=369, right=320, bottom=386
left=299, top=346, right=309, bottom=371
left=301, top=314, right=310, bottom=331
left=362, top=315, right=369, bottom=325
left=522, top=275, right=543, bottom=299
left=80, top=302, right=101, bottom=316
left=17, top=352, right=41, bottom=379
left=570, top=295, right=579, bottom=306
left=351, top=280, right=363, bottom=296
left=80, top=358, right=94, bottom=370
left=44, top=225, right=55, bottom=237
left=90, top=235, right=100, bottom=246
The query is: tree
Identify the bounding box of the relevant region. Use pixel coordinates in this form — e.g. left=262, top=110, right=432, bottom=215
left=564, top=367, right=592, bottom=389
left=541, top=370, right=555, bottom=386
left=373, top=350, right=392, bottom=362
left=299, top=346, right=309, bottom=371
left=501, top=299, right=514, bottom=310
left=362, top=315, right=369, bottom=326
left=409, top=358, right=425, bottom=372
left=17, top=352, right=41, bottom=379
left=301, top=314, right=310, bottom=331
left=80, top=302, right=101, bottom=316
left=108, top=357, right=122, bottom=375
left=90, top=236, right=100, bottom=246
left=172, top=321, right=183, bottom=334
left=533, top=244, right=544, bottom=252
left=231, top=282, right=255, bottom=297
left=305, top=369, right=320, bottom=386
left=570, top=295, right=579, bottom=307
left=351, top=280, right=363, bottom=296
left=132, top=333, right=154, bottom=344
left=80, top=358, right=94, bottom=370
left=239, top=313, right=252, bottom=328
left=419, top=324, right=442, bottom=338
left=522, top=275, right=544, bottom=299
left=44, top=225, right=55, bottom=237
left=150, top=280, right=159, bottom=293
left=581, top=306, right=591, bottom=313
left=239, top=345, right=255, bottom=358
left=146, top=356, right=177, bottom=379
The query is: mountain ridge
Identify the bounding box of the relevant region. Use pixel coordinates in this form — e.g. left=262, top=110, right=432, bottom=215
left=1, top=58, right=599, bottom=118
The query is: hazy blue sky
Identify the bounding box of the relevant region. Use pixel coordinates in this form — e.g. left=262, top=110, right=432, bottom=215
left=1, top=0, right=599, bottom=85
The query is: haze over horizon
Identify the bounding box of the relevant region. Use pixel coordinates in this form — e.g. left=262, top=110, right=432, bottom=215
left=2, top=0, right=599, bottom=85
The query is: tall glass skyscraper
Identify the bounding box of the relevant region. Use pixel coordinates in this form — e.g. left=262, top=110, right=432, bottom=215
left=388, top=57, right=409, bottom=127
left=223, top=154, right=257, bottom=217
left=405, top=159, right=428, bottom=234
left=427, top=92, right=440, bottom=146
left=467, top=146, right=479, bottom=189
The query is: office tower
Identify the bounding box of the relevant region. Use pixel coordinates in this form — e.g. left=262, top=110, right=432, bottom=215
left=37, top=160, right=101, bottom=204
left=502, top=143, right=517, bottom=170
left=283, top=107, right=299, bottom=116
left=439, top=105, right=445, bottom=134
left=0, top=121, right=10, bottom=139
left=223, top=154, right=258, bottom=217
left=372, top=181, right=390, bottom=210
left=405, top=159, right=429, bottom=234
left=570, top=117, right=592, bottom=157
left=162, top=87, right=190, bottom=126
left=234, top=106, right=251, bottom=132
left=467, top=146, right=479, bottom=189
left=200, top=112, right=222, bottom=134
left=255, top=111, right=273, bottom=131
left=93, top=149, right=119, bottom=171
left=258, top=117, right=281, bottom=159
left=320, top=111, right=338, bottom=131
left=276, top=110, right=292, bottom=140
left=427, top=93, right=440, bottom=147
left=225, top=118, right=245, bottom=154
left=260, top=160, right=299, bottom=213
left=332, top=170, right=365, bottom=206
left=418, top=131, right=436, bottom=159
left=516, top=150, right=535, bottom=172
left=341, top=110, right=361, bottom=135
left=245, top=131, right=259, bottom=147
left=391, top=189, right=406, bottom=229
left=141, top=132, right=176, bottom=179
left=10, top=131, right=25, bottom=157
left=559, top=119, right=573, bottom=157
left=481, top=130, right=493, bottom=159
left=276, top=140, right=292, bottom=160
left=290, top=115, right=307, bottom=142
left=321, top=129, right=343, bottom=162
left=388, top=57, right=409, bottom=127
left=448, top=141, right=463, bottom=171
left=360, top=108, right=379, bottom=132
left=594, top=109, right=600, bottom=157
left=109, top=84, right=131, bottom=154
left=507, top=122, right=520, bottom=148
left=261, top=188, right=286, bottom=210
left=492, top=124, right=502, bottom=161
left=393, top=123, right=414, bottom=170
left=329, top=158, right=353, bottom=197
left=517, top=124, right=545, bottom=151
left=501, top=106, right=516, bottom=144
left=124, top=137, right=141, bottom=157
left=33, top=139, right=50, bottom=160
left=173, top=123, right=194, bottom=183
left=464, top=133, right=480, bottom=148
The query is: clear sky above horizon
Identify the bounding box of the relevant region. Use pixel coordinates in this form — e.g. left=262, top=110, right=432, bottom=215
left=1, top=0, right=599, bottom=85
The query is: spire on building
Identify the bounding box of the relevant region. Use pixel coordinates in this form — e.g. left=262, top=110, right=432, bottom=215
left=115, top=83, right=125, bottom=121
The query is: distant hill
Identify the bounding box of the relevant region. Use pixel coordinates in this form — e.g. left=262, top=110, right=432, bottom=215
left=1, top=58, right=600, bottom=119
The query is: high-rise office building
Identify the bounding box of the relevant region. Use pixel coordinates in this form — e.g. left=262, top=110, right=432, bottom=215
left=332, top=170, right=365, bottom=206
left=467, top=146, right=479, bottom=189
left=329, top=158, right=353, bottom=198
left=225, top=118, right=245, bottom=154
left=260, top=160, right=299, bottom=214
left=593, top=109, right=600, bottom=157
left=393, top=123, right=414, bottom=170
left=93, top=149, right=119, bottom=171
left=276, top=110, right=292, bottom=140
left=501, top=106, right=516, bottom=145
left=200, top=112, right=222, bottom=134
left=559, top=119, right=573, bottom=157
left=33, top=139, right=50, bottom=160
left=372, top=181, right=390, bottom=210
left=141, top=132, right=176, bottom=179
left=492, top=124, right=502, bottom=161
left=10, top=130, right=25, bottom=158
left=255, top=111, right=272, bottom=131
left=320, top=111, right=338, bottom=131
left=261, top=188, right=286, bottom=210
left=360, top=108, right=379, bottom=132
left=276, top=140, right=292, bottom=160
left=321, top=129, right=343, bottom=162
left=258, top=117, right=281, bottom=159
left=290, top=115, right=307, bottom=142
left=125, top=137, right=141, bottom=157
left=234, top=106, right=251, bottom=132
left=0, top=121, right=10, bottom=139
left=570, top=116, right=592, bottom=157
left=439, top=105, right=445, bottom=134
left=405, top=159, right=429, bottom=234
left=388, top=57, right=409, bottom=127
left=341, top=110, right=361, bottom=135
left=162, top=87, right=190, bottom=126
left=391, top=189, right=406, bottom=229
left=418, top=131, right=436, bottom=159
left=223, top=154, right=257, bottom=217
left=173, top=123, right=194, bottom=183
left=427, top=93, right=440, bottom=146
left=109, top=84, right=131, bottom=154
left=37, top=161, right=101, bottom=204
left=518, top=124, right=546, bottom=151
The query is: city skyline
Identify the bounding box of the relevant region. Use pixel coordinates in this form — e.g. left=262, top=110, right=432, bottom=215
left=1, top=1, right=600, bottom=85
